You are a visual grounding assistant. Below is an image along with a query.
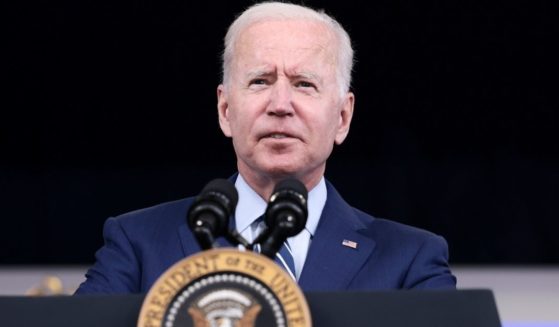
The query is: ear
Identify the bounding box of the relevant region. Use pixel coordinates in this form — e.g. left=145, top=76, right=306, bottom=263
left=334, top=92, right=355, bottom=145
left=217, top=84, right=232, bottom=137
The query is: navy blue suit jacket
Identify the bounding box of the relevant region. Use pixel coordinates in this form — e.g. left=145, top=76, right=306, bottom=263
left=76, top=181, right=456, bottom=294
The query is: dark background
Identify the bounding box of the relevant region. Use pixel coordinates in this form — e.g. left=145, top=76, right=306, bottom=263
left=3, top=0, right=557, bottom=264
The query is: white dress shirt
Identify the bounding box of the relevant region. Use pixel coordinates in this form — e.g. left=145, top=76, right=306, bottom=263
left=234, top=174, right=326, bottom=280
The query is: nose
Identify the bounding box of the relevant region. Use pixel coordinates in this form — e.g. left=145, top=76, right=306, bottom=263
left=266, top=79, right=294, bottom=117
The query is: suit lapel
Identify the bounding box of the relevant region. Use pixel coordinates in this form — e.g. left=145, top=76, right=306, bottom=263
left=299, top=182, right=376, bottom=291
left=178, top=222, right=202, bottom=257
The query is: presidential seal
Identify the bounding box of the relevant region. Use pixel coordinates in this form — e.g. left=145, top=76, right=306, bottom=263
left=137, top=249, right=311, bottom=327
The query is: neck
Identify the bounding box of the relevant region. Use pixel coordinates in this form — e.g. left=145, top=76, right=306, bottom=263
left=238, top=166, right=324, bottom=200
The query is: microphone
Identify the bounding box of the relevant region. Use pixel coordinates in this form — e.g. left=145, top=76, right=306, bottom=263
left=187, top=179, right=238, bottom=250
left=256, top=178, right=308, bottom=259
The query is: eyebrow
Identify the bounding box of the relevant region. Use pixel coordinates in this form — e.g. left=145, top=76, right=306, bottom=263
left=245, top=68, right=275, bottom=81
left=245, top=69, right=323, bottom=85
left=291, top=71, right=323, bottom=84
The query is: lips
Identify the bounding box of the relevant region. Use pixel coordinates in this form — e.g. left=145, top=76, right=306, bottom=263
left=266, top=133, right=291, bottom=139
left=259, top=131, right=299, bottom=140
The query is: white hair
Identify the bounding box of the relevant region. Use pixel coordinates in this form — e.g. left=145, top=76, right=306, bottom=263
left=222, top=2, right=354, bottom=95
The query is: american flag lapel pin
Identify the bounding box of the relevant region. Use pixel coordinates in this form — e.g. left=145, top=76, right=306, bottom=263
left=342, top=239, right=358, bottom=249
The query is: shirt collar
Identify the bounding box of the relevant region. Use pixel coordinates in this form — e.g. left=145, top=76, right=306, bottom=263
left=234, top=174, right=326, bottom=238
left=234, top=174, right=267, bottom=235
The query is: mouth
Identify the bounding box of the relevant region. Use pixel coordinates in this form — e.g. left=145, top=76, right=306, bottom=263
left=264, top=133, right=293, bottom=139
left=259, top=130, right=299, bottom=141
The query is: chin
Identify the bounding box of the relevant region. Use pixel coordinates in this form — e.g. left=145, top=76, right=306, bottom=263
left=262, top=165, right=300, bottom=178
left=254, top=159, right=304, bottom=178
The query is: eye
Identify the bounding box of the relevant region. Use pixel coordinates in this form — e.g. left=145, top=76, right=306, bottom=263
left=249, top=79, right=267, bottom=86
left=295, top=81, right=316, bottom=89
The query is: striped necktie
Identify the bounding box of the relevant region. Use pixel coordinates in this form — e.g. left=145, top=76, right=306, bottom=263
left=274, top=240, right=296, bottom=280
left=254, top=217, right=297, bottom=280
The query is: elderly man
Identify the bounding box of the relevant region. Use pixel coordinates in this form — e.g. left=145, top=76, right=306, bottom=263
left=76, top=2, right=455, bottom=294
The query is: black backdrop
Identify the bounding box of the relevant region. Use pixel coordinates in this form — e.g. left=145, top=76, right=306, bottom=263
left=3, top=0, right=558, bottom=264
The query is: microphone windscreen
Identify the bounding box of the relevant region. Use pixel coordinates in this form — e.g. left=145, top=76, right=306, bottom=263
left=200, top=178, right=238, bottom=214
left=258, top=178, right=309, bottom=258
left=271, top=178, right=308, bottom=202
left=265, top=178, right=308, bottom=237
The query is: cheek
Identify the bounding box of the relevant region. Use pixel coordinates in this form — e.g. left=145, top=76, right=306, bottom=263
left=313, top=109, right=340, bottom=137
left=227, top=106, right=256, bottom=139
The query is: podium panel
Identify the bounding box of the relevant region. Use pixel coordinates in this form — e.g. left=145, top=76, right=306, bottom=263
left=307, top=290, right=501, bottom=327
left=0, top=294, right=144, bottom=327
left=0, top=290, right=500, bottom=327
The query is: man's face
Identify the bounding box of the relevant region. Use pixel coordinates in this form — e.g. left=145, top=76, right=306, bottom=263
left=217, top=19, right=354, bottom=186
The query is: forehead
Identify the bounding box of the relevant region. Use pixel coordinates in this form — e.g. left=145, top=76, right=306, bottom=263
left=232, top=19, right=337, bottom=72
